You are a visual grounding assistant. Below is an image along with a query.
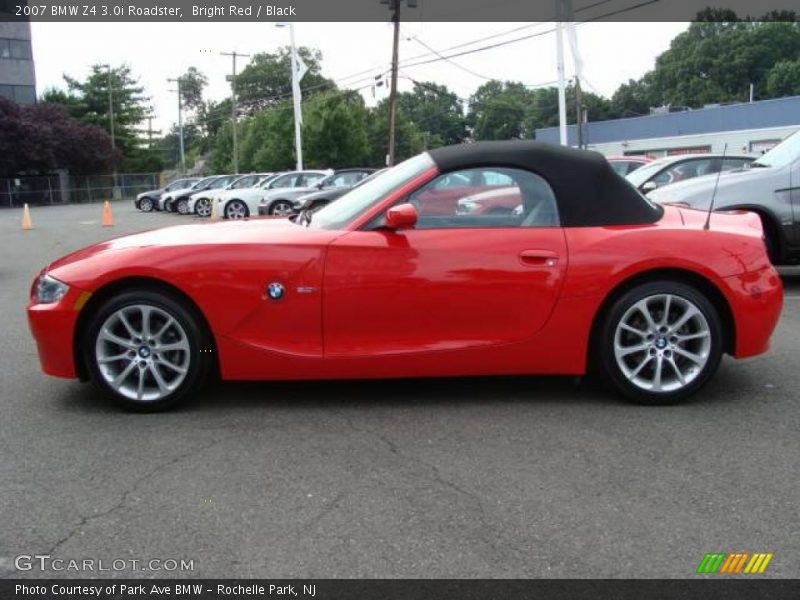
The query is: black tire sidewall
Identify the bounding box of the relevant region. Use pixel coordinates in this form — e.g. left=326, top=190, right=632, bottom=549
left=84, top=290, right=211, bottom=411
left=599, top=281, right=723, bottom=405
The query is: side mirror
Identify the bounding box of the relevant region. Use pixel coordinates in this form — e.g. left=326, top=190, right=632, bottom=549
left=385, top=203, right=418, bottom=230
left=641, top=181, right=658, bottom=193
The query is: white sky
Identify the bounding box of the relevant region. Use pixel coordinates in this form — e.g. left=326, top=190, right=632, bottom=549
left=30, top=21, right=688, bottom=132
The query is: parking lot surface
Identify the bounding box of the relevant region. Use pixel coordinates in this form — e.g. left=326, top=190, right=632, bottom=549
left=1, top=202, right=798, bottom=578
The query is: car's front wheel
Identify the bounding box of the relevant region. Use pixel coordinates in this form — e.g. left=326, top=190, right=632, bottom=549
left=196, top=198, right=212, bottom=217
left=269, top=200, right=294, bottom=216
left=224, top=200, right=248, bottom=219
left=84, top=290, right=212, bottom=411
left=139, top=197, right=154, bottom=212
left=598, top=281, right=723, bottom=405
left=176, top=198, right=189, bottom=215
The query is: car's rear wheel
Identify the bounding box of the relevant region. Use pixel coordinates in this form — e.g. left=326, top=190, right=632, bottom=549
left=176, top=198, right=189, bottom=215
left=224, top=200, right=248, bottom=219
left=598, top=281, right=723, bottom=405
left=196, top=198, right=212, bottom=217
left=139, top=197, right=154, bottom=212
left=85, top=290, right=212, bottom=411
left=269, top=200, right=294, bottom=216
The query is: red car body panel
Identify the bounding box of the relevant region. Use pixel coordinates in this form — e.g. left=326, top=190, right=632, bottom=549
left=28, top=167, right=783, bottom=384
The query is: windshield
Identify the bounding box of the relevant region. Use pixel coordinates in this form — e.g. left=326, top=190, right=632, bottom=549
left=753, top=130, right=800, bottom=169
left=310, top=154, right=434, bottom=230
left=230, top=175, right=261, bottom=189
left=192, top=177, right=216, bottom=190
left=625, top=157, right=676, bottom=188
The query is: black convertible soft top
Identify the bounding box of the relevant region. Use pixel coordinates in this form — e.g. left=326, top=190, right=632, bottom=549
left=428, top=140, right=663, bottom=227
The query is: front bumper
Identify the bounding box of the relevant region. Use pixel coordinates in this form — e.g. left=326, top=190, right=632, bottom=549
left=27, top=287, right=86, bottom=379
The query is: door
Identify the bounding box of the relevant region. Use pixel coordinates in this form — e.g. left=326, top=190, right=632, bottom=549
left=323, top=166, right=568, bottom=358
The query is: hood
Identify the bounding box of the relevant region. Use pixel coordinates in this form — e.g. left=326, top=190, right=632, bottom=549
left=46, top=218, right=342, bottom=279
left=163, top=186, right=197, bottom=198
left=296, top=187, right=350, bottom=203
left=648, top=165, right=779, bottom=207
left=137, top=188, right=163, bottom=199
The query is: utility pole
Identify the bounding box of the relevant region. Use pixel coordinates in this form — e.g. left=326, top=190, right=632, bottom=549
left=221, top=50, right=250, bottom=174
left=555, top=0, right=567, bottom=146
left=167, top=77, right=186, bottom=175
left=382, top=0, right=416, bottom=166
left=276, top=23, right=304, bottom=170
left=574, top=76, right=584, bottom=149
left=387, top=0, right=400, bottom=166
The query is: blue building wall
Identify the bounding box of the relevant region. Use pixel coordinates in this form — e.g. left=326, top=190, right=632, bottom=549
left=535, top=95, right=800, bottom=146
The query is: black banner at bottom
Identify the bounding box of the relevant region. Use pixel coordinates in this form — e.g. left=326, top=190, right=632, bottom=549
left=3, top=579, right=800, bottom=600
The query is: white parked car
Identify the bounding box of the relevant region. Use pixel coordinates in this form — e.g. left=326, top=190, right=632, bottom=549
left=173, top=174, right=239, bottom=215
left=187, top=173, right=272, bottom=217
left=159, top=176, right=222, bottom=212
left=217, top=170, right=329, bottom=219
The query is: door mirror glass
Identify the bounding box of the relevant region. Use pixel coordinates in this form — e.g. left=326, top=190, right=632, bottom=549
left=385, top=203, right=418, bottom=230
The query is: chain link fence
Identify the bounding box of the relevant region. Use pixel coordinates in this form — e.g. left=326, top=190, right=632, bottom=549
left=0, top=173, right=164, bottom=208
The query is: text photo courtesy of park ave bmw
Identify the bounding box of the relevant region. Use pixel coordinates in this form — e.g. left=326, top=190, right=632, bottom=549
left=2, top=0, right=800, bottom=598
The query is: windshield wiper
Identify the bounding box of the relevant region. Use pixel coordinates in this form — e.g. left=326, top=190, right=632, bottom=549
left=750, top=162, right=770, bottom=168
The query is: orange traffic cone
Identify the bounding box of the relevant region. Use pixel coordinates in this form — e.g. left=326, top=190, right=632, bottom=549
left=102, top=200, right=114, bottom=227
left=21, top=203, right=33, bottom=230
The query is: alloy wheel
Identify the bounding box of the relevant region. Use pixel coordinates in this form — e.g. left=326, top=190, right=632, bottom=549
left=140, top=198, right=153, bottom=212
left=270, top=201, right=293, bottom=216
left=177, top=199, right=189, bottom=215
left=225, top=201, right=247, bottom=219
left=613, top=294, right=711, bottom=393
left=196, top=198, right=211, bottom=217
left=94, top=304, right=191, bottom=402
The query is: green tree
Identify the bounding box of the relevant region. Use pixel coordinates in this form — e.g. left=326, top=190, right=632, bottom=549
left=304, top=92, right=370, bottom=168
left=367, top=98, right=424, bottom=166
left=179, top=66, right=208, bottom=112
left=235, top=47, right=334, bottom=115
left=766, top=59, right=800, bottom=97
left=467, top=81, right=533, bottom=140
left=396, top=81, right=467, bottom=148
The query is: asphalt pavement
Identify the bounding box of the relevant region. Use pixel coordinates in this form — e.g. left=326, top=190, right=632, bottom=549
left=1, top=202, right=798, bottom=579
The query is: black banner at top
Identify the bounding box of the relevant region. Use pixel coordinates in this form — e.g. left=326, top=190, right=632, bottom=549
left=1, top=0, right=799, bottom=22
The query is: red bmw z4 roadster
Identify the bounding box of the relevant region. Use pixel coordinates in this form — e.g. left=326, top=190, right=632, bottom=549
left=28, top=142, right=783, bottom=411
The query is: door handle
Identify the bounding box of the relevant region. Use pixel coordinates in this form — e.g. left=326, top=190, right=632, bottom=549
left=519, top=249, right=559, bottom=267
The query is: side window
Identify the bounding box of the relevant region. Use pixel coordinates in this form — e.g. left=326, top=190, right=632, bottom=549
left=270, top=174, right=298, bottom=188
left=722, top=158, right=751, bottom=171
left=406, top=167, right=559, bottom=229
left=302, top=173, right=325, bottom=186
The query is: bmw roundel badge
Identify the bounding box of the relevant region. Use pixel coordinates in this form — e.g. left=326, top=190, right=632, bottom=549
left=267, top=282, right=285, bottom=300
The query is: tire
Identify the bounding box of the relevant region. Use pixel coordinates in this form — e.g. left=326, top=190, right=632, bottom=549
left=176, top=198, right=189, bottom=215
left=597, top=281, right=723, bottom=405
left=139, top=197, right=154, bottom=212
left=84, top=289, right=213, bottom=411
left=224, top=199, right=249, bottom=220
left=269, top=199, right=294, bottom=216
left=758, top=214, right=781, bottom=264
left=196, top=198, right=212, bottom=217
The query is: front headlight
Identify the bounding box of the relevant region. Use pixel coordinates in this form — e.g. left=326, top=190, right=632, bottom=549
left=34, top=274, right=70, bottom=304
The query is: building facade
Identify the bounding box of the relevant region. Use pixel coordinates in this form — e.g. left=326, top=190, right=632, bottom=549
left=535, top=96, right=800, bottom=157
left=0, top=14, right=36, bottom=104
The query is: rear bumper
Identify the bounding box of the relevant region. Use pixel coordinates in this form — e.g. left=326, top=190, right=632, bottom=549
left=27, top=289, right=83, bottom=379
left=723, top=266, right=783, bottom=358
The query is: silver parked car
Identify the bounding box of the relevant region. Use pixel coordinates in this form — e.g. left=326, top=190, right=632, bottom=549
left=649, top=130, right=800, bottom=264
left=627, top=153, right=754, bottom=194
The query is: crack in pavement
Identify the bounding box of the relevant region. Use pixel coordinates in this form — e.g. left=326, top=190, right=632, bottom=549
left=337, top=412, right=533, bottom=565
left=38, top=438, right=223, bottom=564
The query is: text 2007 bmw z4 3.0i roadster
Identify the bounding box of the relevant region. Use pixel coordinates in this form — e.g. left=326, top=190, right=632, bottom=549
left=28, top=142, right=783, bottom=411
